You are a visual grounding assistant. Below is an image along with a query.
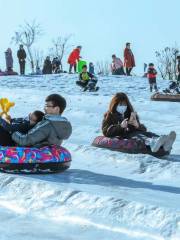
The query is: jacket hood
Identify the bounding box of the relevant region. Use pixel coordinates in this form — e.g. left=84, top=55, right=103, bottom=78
left=45, top=114, right=68, bottom=122
left=45, top=114, right=72, bottom=140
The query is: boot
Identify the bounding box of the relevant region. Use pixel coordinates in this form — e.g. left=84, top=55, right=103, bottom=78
left=163, top=131, right=176, bottom=152
left=149, top=135, right=167, bottom=152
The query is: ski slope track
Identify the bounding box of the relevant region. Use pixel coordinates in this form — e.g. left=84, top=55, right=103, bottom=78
left=0, top=74, right=179, bottom=240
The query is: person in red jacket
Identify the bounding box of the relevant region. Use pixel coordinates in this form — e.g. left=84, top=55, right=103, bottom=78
left=67, top=46, right=82, bottom=73
left=124, top=42, right=135, bottom=76
left=147, top=63, right=158, bottom=92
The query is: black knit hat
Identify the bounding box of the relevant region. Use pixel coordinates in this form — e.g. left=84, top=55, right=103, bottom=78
left=149, top=63, right=154, bottom=67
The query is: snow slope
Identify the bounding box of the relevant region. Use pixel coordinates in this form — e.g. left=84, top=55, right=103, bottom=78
left=0, top=74, right=179, bottom=240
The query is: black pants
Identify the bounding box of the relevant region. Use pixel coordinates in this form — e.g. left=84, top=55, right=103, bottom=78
left=149, top=78, right=158, bottom=92
left=126, top=67, right=133, bottom=76
left=112, top=67, right=125, bottom=75
left=69, top=64, right=76, bottom=73
left=124, top=130, right=159, bottom=140
left=19, top=60, right=25, bottom=75
left=0, top=127, right=15, bottom=146
left=76, top=81, right=88, bottom=88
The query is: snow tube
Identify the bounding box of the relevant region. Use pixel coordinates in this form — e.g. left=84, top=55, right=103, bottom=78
left=78, top=60, right=87, bottom=73
left=92, top=136, right=168, bottom=157
left=151, top=93, right=180, bottom=102
left=0, top=145, right=71, bottom=173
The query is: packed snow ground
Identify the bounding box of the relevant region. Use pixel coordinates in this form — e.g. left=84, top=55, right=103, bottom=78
left=0, top=74, right=180, bottom=240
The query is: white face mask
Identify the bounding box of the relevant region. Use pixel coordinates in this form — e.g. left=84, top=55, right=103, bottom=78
left=116, top=105, right=127, bottom=114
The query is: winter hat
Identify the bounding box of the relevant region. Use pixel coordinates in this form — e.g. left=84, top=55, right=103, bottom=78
left=149, top=63, right=154, bottom=67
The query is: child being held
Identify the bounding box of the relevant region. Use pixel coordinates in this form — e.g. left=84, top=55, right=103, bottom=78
left=0, top=110, right=44, bottom=146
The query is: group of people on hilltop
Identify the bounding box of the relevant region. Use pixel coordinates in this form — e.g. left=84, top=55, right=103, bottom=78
left=1, top=45, right=27, bottom=75
left=111, top=42, right=135, bottom=76
left=1, top=44, right=63, bottom=76
left=1, top=43, right=180, bottom=97
left=42, top=56, right=62, bottom=75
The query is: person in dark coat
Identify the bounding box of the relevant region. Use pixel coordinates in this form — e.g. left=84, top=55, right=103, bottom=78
left=102, top=92, right=176, bottom=153
left=5, top=48, right=13, bottom=71
left=0, top=110, right=44, bottom=146
left=17, top=45, right=26, bottom=75
left=52, top=57, right=62, bottom=73
left=124, top=42, right=135, bottom=76
left=42, top=56, right=52, bottom=74
left=89, top=62, right=95, bottom=74
left=147, top=63, right=158, bottom=92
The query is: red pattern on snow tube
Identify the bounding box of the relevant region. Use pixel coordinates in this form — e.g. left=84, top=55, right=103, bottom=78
left=92, top=136, right=168, bottom=157
left=92, top=136, right=146, bottom=153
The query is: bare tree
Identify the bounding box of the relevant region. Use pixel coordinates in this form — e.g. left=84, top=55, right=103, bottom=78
left=49, top=35, right=72, bottom=71
left=12, top=21, right=42, bottom=73
left=96, top=60, right=110, bottom=76
left=33, top=49, right=44, bottom=72
left=155, top=46, right=179, bottom=80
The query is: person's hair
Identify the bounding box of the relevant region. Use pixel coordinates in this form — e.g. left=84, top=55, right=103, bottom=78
left=104, top=92, right=139, bottom=121
left=82, top=64, right=87, bottom=69
left=126, top=42, right=130, bottom=47
left=177, top=55, right=180, bottom=60
left=45, top=94, right=66, bottom=114
left=149, top=63, right=154, bottom=67
left=32, top=110, right=45, bottom=123
left=112, top=54, right=116, bottom=58
left=77, top=45, right=82, bottom=49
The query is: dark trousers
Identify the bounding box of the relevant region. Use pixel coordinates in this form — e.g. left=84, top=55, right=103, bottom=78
left=0, top=127, right=15, bottom=146
left=69, top=64, right=77, bottom=73
left=112, top=67, right=125, bottom=75
left=126, top=67, right=133, bottom=76
left=19, top=60, right=25, bottom=75
left=76, top=81, right=88, bottom=88
left=149, top=78, right=158, bottom=92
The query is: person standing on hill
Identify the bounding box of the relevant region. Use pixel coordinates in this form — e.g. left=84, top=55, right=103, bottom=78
left=124, top=42, right=135, bottom=76
left=5, top=48, right=13, bottom=71
left=89, top=62, right=95, bottom=74
left=68, top=46, right=82, bottom=74
left=17, top=45, right=26, bottom=75
left=147, top=63, right=158, bottom=92
left=42, top=56, right=52, bottom=74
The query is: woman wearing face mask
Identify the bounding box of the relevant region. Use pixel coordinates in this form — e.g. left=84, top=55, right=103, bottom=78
left=102, top=92, right=176, bottom=153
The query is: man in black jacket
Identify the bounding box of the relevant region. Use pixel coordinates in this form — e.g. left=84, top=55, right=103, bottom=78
left=17, top=45, right=26, bottom=75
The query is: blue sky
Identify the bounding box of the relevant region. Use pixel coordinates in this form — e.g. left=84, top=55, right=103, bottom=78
left=0, top=0, right=179, bottom=73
